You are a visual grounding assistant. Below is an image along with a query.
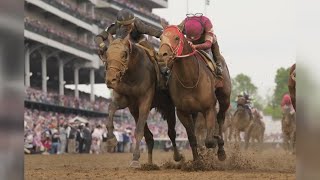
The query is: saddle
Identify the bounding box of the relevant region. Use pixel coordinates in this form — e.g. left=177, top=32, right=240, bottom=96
left=135, top=41, right=165, bottom=89
left=197, top=50, right=216, bottom=74
left=196, top=50, right=223, bottom=88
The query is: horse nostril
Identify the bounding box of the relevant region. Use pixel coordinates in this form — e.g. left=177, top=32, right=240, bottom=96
left=163, top=53, right=168, bottom=57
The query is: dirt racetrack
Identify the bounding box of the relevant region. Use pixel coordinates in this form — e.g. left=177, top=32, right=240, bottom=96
left=25, top=145, right=295, bottom=180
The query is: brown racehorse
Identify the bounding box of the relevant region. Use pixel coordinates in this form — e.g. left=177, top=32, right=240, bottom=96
left=232, top=96, right=253, bottom=149
left=288, top=64, right=296, bottom=111
left=103, top=34, right=182, bottom=168
left=157, top=25, right=231, bottom=161
left=249, top=110, right=265, bottom=144
left=281, top=105, right=296, bottom=153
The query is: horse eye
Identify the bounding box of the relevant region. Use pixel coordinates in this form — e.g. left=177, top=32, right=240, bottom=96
left=122, top=52, right=128, bottom=59
left=175, top=36, right=180, bottom=41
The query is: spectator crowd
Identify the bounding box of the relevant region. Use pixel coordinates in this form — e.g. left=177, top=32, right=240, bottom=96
left=24, top=17, right=96, bottom=53
left=25, top=87, right=110, bottom=112
left=42, top=0, right=95, bottom=24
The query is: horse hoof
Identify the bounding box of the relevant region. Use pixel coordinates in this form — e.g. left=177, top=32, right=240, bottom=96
left=174, top=153, right=183, bottom=162
left=107, top=136, right=118, bottom=148
left=217, top=149, right=226, bottom=161
left=205, top=138, right=217, bottom=149
left=129, top=160, right=141, bottom=168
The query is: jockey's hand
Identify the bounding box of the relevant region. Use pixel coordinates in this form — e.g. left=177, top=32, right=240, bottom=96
left=188, top=41, right=197, bottom=49
left=98, top=43, right=107, bottom=56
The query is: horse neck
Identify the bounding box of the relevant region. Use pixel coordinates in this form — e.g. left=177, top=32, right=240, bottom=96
left=237, top=108, right=250, bottom=118
left=172, top=39, right=198, bottom=81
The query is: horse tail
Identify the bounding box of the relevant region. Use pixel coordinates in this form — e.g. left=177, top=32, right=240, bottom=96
left=153, top=88, right=176, bottom=122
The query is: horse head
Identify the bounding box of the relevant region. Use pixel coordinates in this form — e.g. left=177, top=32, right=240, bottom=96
left=157, top=24, right=195, bottom=71
left=103, top=34, right=132, bottom=89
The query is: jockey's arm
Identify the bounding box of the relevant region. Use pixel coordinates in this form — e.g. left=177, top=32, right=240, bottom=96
left=135, top=18, right=162, bottom=38
left=194, top=21, right=216, bottom=50
left=94, top=23, right=117, bottom=48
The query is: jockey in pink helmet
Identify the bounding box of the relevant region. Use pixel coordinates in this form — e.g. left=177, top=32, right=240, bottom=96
left=281, top=93, right=294, bottom=113
left=178, top=13, right=224, bottom=78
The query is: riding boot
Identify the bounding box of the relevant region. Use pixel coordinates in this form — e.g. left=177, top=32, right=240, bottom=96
left=211, top=41, right=224, bottom=79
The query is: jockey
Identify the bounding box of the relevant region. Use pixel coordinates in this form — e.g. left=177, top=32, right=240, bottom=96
left=95, top=9, right=163, bottom=55
left=237, top=92, right=253, bottom=120
left=177, top=13, right=224, bottom=78
left=281, top=93, right=294, bottom=112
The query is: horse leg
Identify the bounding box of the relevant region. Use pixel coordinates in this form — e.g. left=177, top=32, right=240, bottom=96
left=130, top=92, right=153, bottom=168
left=204, top=107, right=218, bottom=149
left=167, top=109, right=183, bottom=162
left=292, top=131, right=296, bottom=154
left=194, top=113, right=206, bottom=148
left=177, top=110, right=199, bottom=161
left=217, top=98, right=230, bottom=159
left=244, top=123, right=253, bottom=150
left=144, top=124, right=154, bottom=164
left=106, top=102, right=119, bottom=148
left=106, top=93, right=128, bottom=148
left=282, top=133, right=289, bottom=152
left=228, top=124, right=233, bottom=142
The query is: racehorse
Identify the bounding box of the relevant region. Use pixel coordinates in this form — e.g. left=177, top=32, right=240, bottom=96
left=102, top=34, right=182, bottom=168
left=288, top=64, right=296, bottom=111
left=157, top=24, right=231, bottom=161
left=281, top=105, right=296, bottom=154
left=249, top=110, right=265, bottom=144
left=232, top=96, right=253, bottom=149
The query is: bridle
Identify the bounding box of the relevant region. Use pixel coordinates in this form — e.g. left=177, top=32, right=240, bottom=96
left=160, top=25, right=196, bottom=64
left=103, top=39, right=132, bottom=82
left=159, top=25, right=200, bottom=89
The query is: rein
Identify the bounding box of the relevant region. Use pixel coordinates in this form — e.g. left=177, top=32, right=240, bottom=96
left=173, top=55, right=201, bottom=89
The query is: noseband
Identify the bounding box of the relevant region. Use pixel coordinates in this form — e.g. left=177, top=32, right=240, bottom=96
left=105, top=40, right=132, bottom=82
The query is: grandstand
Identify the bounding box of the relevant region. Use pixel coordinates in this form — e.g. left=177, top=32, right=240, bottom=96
left=24, top=0, right=167, bottom=101
left=23, top=0, right=186, bottom=154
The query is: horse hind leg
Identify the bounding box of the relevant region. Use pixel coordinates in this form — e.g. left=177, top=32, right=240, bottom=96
left=203, top=107, right=218, bottom=149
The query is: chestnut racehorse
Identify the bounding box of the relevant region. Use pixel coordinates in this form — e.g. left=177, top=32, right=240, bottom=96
left=288, top=63, right=296, bottom=111
left=157, top=25, right=231, bottom=161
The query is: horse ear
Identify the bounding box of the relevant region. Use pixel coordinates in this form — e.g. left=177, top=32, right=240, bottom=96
left=107, top=33, right=113, bottom=43
left=160, top=18, right=167, bottom=29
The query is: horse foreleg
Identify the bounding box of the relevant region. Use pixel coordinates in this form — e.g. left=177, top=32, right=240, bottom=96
left=244, top=123, right=253, bottom=150
left=106, top=102, right=119, bottom=148
left=130, top=92, right=153, bottom=168
left=144, top=124, right=154, bottom=164
left=177, top=110, right=199, bottom=161
left=167, top=109, right=183, bottom=162
left=215, top=88, right=230, bottom=161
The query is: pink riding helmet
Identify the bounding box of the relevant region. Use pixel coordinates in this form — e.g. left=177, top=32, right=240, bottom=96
left=184, top=18, right=204, bottom=41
